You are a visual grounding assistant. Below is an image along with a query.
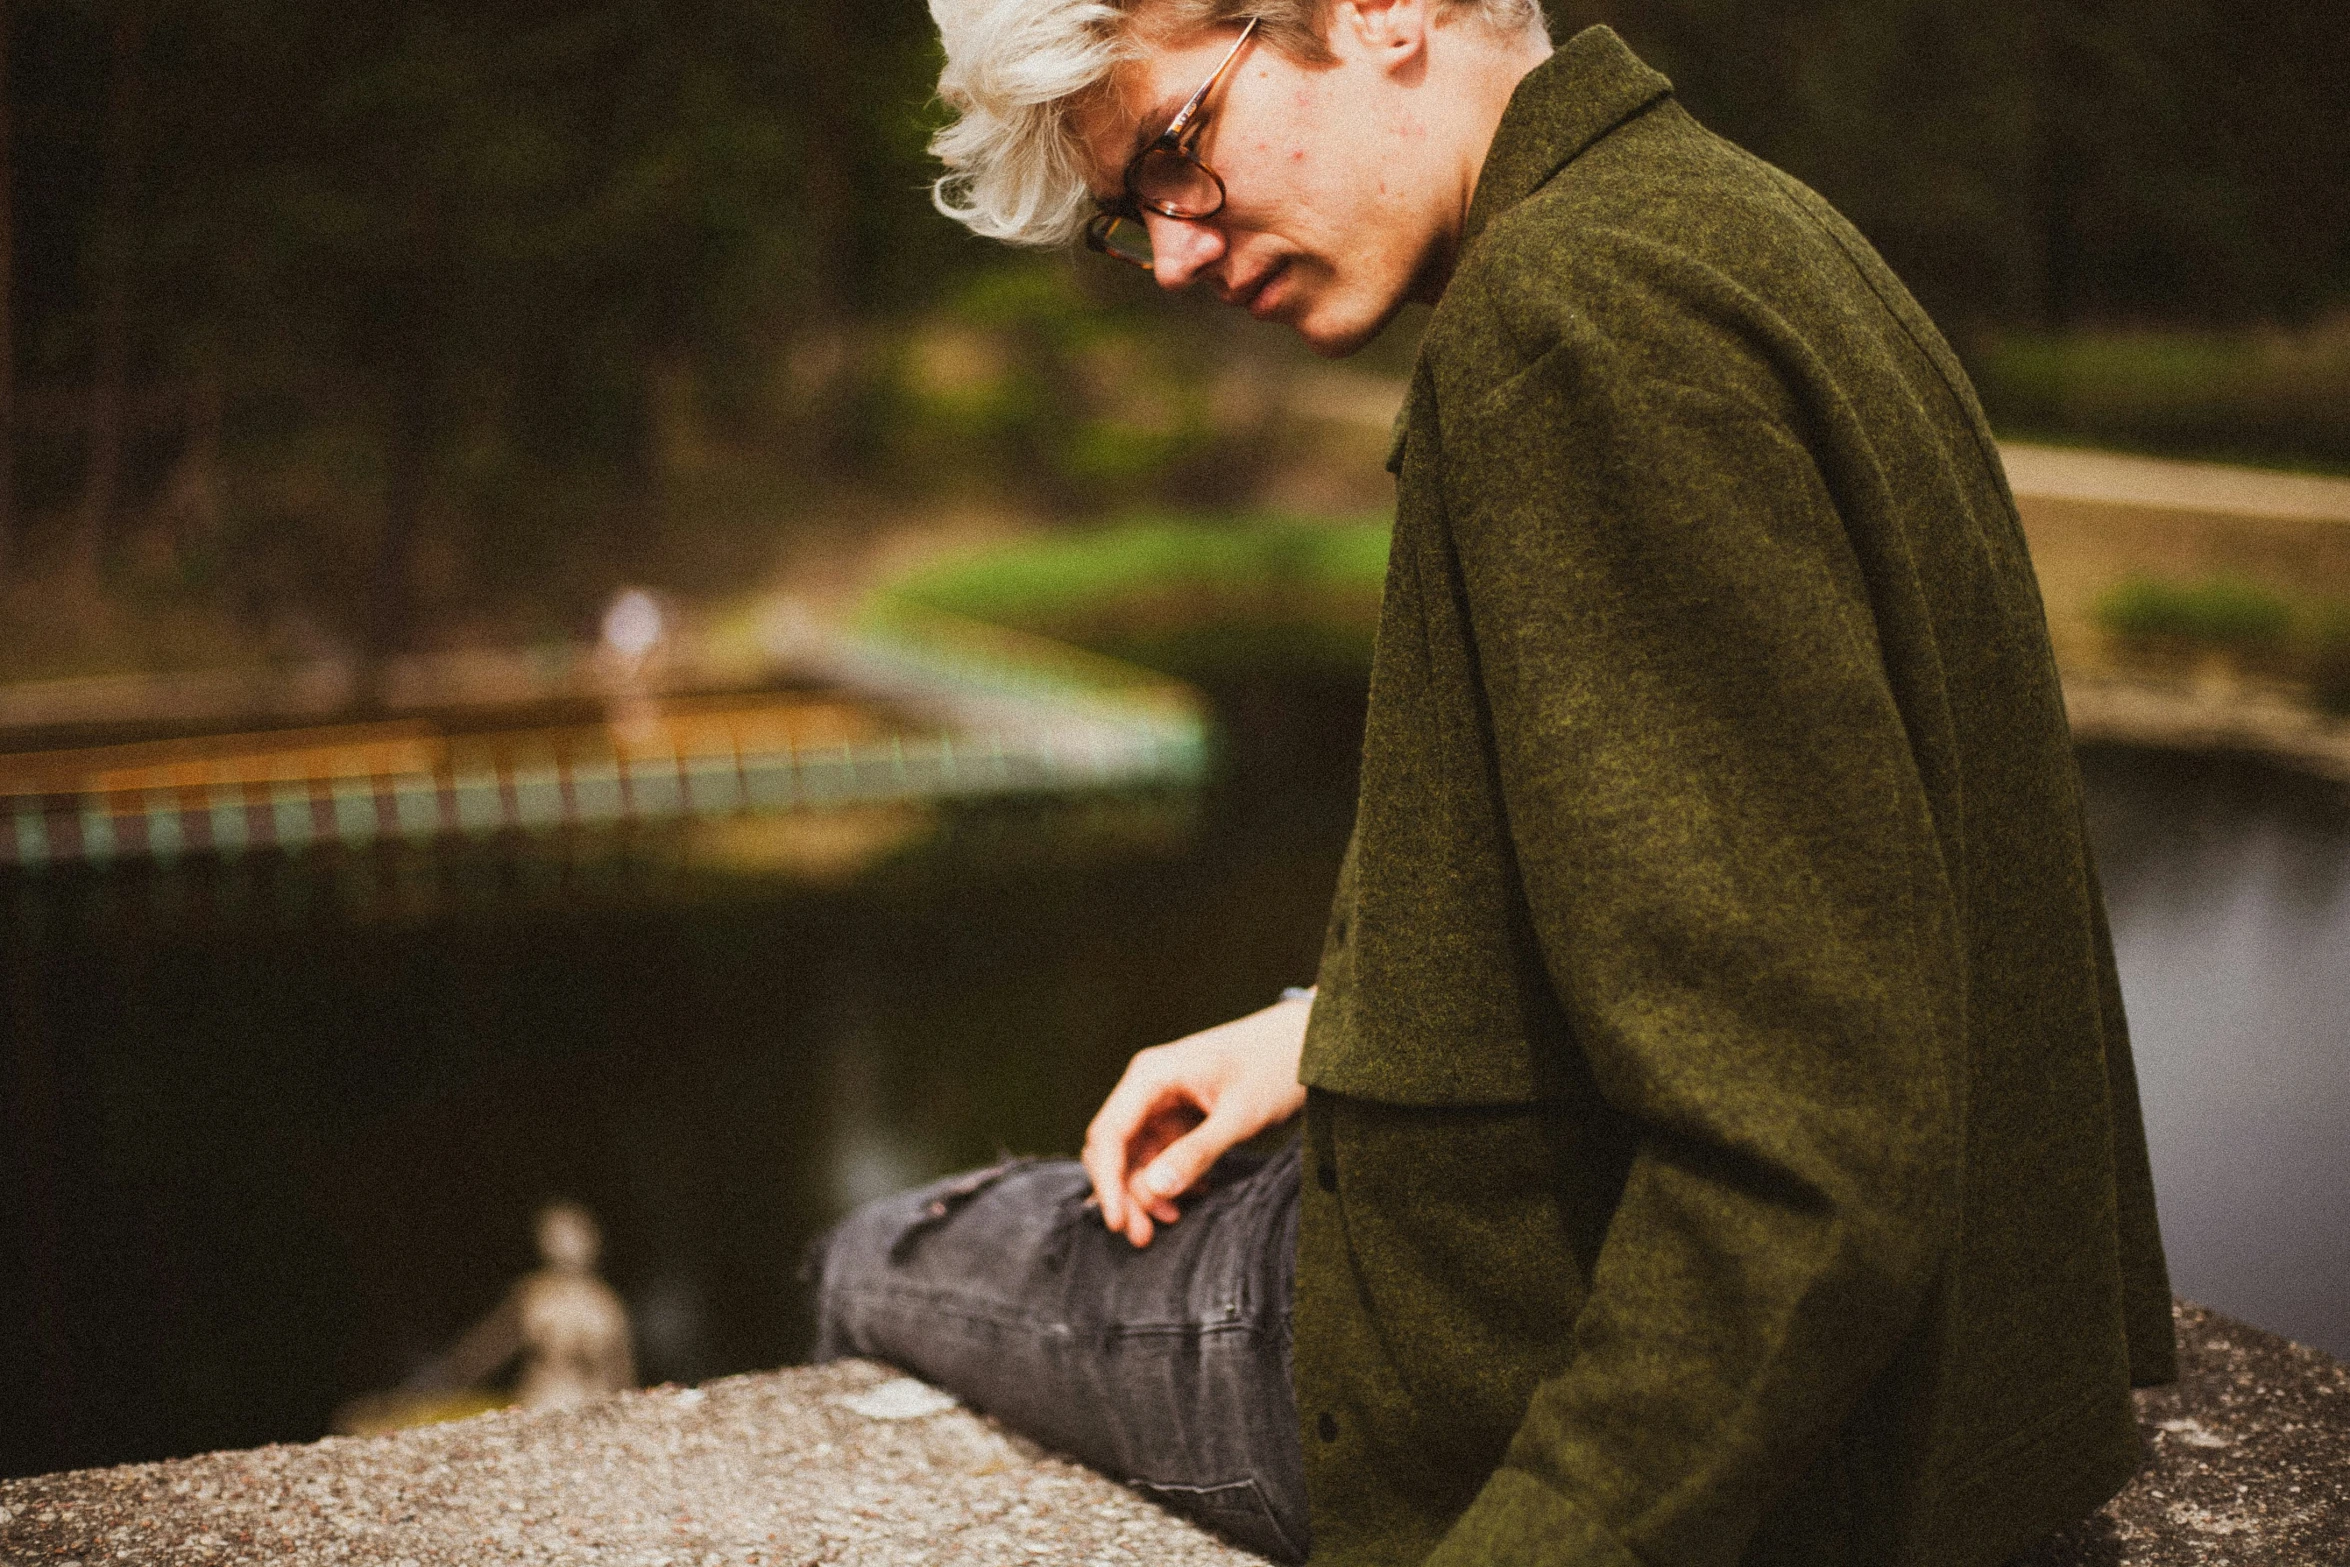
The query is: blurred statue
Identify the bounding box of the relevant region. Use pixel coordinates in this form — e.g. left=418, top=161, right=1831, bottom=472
left=596, top=586, right=670, bottom=750
left=334, top=1202, right=636, bottom=1435
left=506, top=1202, right=637, bottom=1410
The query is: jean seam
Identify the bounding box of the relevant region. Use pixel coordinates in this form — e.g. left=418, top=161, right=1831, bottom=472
left=832, top=1279, right=1289, bottom=1341
left=1130, top=1474, right=1305, bottom=1563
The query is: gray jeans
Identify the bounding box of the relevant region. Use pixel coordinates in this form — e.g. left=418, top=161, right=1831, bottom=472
left=811, top=1143, right=1309, bottom=1561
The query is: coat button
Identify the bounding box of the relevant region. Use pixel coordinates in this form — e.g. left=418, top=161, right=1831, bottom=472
left=1316, top=1160, right=1338, bottom=1193
left=1334, top=915, right=1350, bottom=944
left=1317, top=1412, right=1339, bottom=1443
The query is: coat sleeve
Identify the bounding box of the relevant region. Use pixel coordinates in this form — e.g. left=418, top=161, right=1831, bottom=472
left=1419, top=317, right=1970, bottom=1567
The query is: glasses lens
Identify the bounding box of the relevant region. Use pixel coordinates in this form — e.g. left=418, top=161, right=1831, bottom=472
left=1089, top=213, right=1155, bottom=269
left=1132, top=147, right=1223, bottom=219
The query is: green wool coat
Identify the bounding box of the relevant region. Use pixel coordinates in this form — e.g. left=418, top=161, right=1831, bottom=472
left=1293, top=26, right=2175, bottom=1567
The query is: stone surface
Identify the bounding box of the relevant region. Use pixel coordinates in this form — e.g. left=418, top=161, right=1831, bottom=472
left=2016, top=1302, right=2350, bottom=1566
left=2062, top=672, right=2350, bottom=785
left=0, top=1359, right=1253, bottom=1567
left=2, top=1303, right=2342, bottom=1565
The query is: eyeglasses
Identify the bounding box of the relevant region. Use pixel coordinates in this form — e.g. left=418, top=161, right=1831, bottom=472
left=1083, top=17, right=1260, bottom=271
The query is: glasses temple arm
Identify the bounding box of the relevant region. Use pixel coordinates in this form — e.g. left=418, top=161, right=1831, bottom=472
left=1161, top=16, right=1260, bottom=144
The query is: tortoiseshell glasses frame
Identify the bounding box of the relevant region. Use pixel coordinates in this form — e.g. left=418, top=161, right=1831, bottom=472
left=1083, top=17, right=1261, bottom=270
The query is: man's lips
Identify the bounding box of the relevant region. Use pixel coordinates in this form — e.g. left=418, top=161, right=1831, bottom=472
left=1227, top=259, right=1289, bottom=318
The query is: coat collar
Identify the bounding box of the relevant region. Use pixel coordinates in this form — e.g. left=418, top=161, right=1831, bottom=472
left=1459, top=26, right=1674, bottom=255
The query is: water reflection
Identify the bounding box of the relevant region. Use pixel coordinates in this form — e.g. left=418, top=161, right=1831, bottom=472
left=2081, top=745, right=2350, bottom=1358
left=825, top=1011, right=933, bottom=1213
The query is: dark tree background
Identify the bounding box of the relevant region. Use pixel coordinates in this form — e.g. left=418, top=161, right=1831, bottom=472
left=2, top=0, right=975, bottom=663
left=0, top=0, right=2344, bottom=661
left=1564, top=0, right=2350, bottom=332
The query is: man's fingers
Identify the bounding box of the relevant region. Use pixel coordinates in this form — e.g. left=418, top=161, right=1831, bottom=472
left=1082, top=1057, right=1167, bottom=1231
left=1131, top=1105, right=1247, bottom=1213
left=1077, top=1001, right=1310, bottom=1249
left=1084, top=1054, right=1200, bottom=1235
left=1081, top=1127, right=1126, bottom=1234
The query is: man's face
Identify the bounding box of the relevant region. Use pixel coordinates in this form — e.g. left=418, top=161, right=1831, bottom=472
left=1072, top=14, right=1447, bottom=357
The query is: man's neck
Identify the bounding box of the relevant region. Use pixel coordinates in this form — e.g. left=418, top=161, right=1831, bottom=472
left=1414, top=27, right=1554, bottom=304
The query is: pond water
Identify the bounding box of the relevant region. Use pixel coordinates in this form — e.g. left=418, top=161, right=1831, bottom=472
left=2078, top=745, right=2350, bottom=1363
left=2, top=688, right=2344, bottom=1480
left=0, top=676, right=1367, bottom=1481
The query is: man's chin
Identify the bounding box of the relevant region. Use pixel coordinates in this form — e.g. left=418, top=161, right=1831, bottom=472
left=1297, top=326, right=1370, bottom=359
left=1287, top=293, right=1406, bottom=359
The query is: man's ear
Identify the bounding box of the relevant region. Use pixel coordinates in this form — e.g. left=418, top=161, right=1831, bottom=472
left=1327, top=0, right=1431, bottom=72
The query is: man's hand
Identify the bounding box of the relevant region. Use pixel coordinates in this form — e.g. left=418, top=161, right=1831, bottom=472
left=1081, top=992, right=1313, bottom=1248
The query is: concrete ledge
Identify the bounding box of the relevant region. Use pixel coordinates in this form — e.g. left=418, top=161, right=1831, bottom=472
left=2016, top=1302, right=2350, bottom=1565
left=0, top=1359, right=1255, bottom=1567
left=2, top=1303, right=2341, bottom=1565
left=2064, top=672, right=2350, bottom=784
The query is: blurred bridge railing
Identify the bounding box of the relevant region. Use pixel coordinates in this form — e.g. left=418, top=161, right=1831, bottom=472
left=0, top=610, right=1208, bottom=873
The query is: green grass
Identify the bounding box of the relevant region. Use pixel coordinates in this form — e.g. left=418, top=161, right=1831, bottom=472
left=875, top=514, right=1392, bottom=620
left=867, top=513, right=1393, bottom=680
left=2095, top=576, right=2295, bottom=651
left=2095, top=574, right=2350, bottom=711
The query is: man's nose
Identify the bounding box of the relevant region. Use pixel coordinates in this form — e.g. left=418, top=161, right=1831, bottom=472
left=1146, top=214, right=1226, bottom=290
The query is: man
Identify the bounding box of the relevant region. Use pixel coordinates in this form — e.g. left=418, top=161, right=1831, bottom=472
left=815, top=2, right=2176, bottom=1563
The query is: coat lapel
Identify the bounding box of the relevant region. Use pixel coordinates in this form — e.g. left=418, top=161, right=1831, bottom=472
left=1460, top=27, right=1674, bottom=256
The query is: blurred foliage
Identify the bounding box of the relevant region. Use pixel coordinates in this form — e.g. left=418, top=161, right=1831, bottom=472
left=1564, top=0, right=2350, bottom=333
left=880, top=264, right=1296, bottom=518
left=1972, top=317, right=2350, bottom=473
left=2094, top=575, right=2350, bottom=707
left=2096, top=576, right=2294, bottom=652
left=870, top=516, right=1393, bottom=679
left=3, top=0, right=979, bottom=667
left=0, top=0, right=2344, bottom=677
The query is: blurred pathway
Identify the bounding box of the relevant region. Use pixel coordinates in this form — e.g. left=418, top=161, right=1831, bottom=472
left=2002, top=443, right=2350, bottom=525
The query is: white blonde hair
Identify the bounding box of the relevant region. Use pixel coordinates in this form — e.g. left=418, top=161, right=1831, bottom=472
left=928, top=0, right=1550, bottom=248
